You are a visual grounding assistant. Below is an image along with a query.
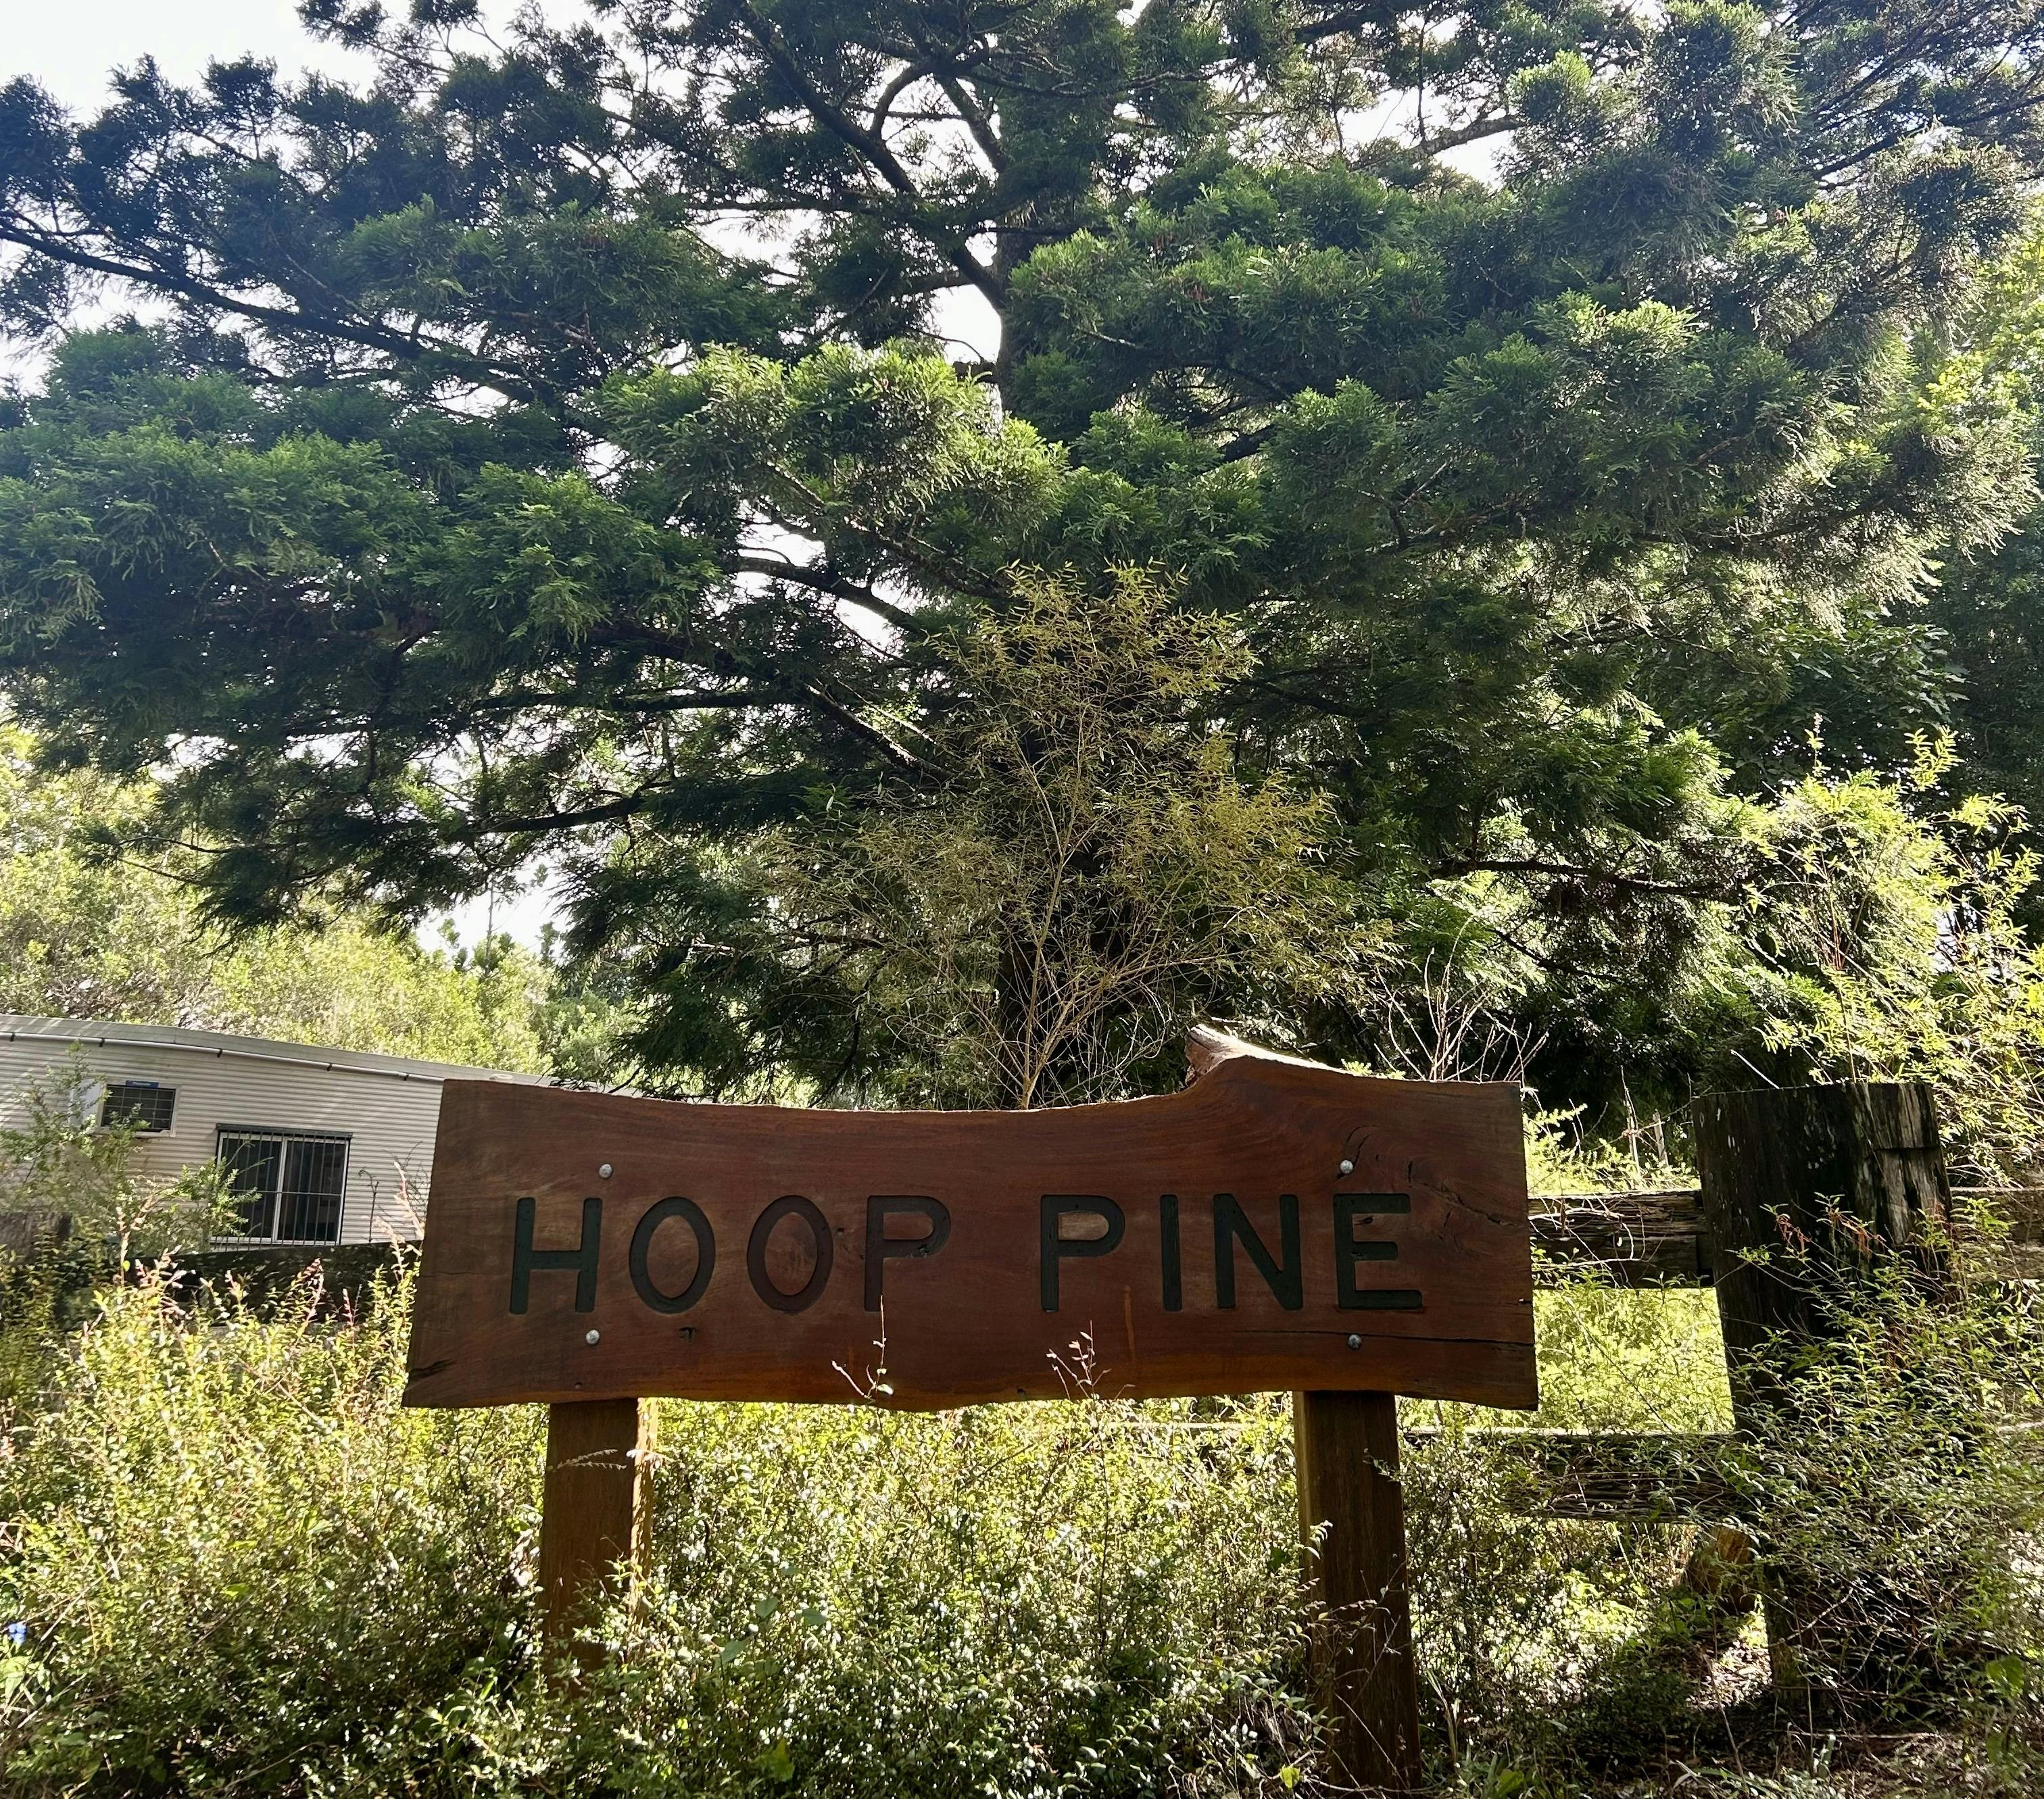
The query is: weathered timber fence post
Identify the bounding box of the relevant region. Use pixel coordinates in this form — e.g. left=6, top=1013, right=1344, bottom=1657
left=1692, top=1081, right=1954, bottom=1687
left=1294, top=1389, right=1424, bottom=1793
left=538, top=1397, right=656, bottom=1651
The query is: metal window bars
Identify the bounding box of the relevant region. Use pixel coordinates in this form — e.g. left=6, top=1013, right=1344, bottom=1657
left=216, top=1130, right=350, bottom=1243
left=100, top=1083, right=176, bottom=1133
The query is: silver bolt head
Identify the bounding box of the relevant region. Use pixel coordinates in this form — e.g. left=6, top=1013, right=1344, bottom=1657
left=1337, top=1158, right=1355, bottom=1177
left=1346, top=1334, right=1362, bottom=1350
left=598, top=1162, right=614, bottom=1179
left=585, top=1329, right=601, bottom=1346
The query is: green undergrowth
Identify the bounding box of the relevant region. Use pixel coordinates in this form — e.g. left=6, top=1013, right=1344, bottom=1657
left=0, top=1262, right=1315, bottom=1796
left=1521, top=1283, right=1734, bottom=1433
left=0, top=1256, right=2037, bottom=1796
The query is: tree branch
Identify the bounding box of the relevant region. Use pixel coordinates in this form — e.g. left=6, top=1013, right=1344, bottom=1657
left=1435, top=856, right=1719, bottom=899
left=733, top=554, right=929, bottom=637
left=726, top=0, right=1006, bottom=306
left=0, top=213, right=548, bottom=408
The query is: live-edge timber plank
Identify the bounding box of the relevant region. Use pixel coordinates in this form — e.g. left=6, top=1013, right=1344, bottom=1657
left=405, top=1033, right=1537, bottom=1413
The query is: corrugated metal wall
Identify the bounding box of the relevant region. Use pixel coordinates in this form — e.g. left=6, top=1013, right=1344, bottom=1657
left=0, top=1016, right=546, bottom=1244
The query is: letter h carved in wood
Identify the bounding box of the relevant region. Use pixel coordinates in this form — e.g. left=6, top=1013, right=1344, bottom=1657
left=511, top=1196, right=601, bottom=1313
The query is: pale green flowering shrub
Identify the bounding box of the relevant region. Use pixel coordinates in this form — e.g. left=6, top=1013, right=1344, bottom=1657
left=0, top=1266, right=1317, bottom=1796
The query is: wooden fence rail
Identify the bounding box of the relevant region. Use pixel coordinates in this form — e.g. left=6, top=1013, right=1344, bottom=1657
left=1402, top=1425, right=1734, bottom=1519
left=1485, top=1173, right=2044, bottom=1535
left=1529, top=1184, right=2044, bottom=1287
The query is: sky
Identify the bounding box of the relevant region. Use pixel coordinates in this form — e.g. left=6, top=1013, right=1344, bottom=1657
left=7, top=3, right=364, bottom=109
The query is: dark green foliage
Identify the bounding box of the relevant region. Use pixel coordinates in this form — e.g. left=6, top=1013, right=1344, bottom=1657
left=3, top=3, right=2044, bottom=1114
left=1937, top=510, right=2044, bottom=849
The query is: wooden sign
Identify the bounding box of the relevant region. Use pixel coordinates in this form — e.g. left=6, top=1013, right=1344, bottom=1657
left=404, top=1032, right=1536, bottom=1412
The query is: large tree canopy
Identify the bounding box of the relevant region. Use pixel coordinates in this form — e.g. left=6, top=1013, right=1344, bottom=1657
left=4, top=0, right=2044, bottom=1110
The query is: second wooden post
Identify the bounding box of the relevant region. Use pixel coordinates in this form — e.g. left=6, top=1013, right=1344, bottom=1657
left=1294, top=1389, right=1423, bottom=1792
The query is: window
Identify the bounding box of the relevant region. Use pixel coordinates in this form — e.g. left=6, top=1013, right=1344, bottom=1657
left=101, top=1082, right=176, bottom=1133
left=216, top=1130, right=351, bottom=1244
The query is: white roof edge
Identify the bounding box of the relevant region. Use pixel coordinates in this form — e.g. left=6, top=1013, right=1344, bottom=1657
left=0, top=1014, right=555, bottom=1087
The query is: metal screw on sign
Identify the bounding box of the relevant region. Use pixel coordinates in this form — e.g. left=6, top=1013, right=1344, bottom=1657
left=1347, top=1335, right=1362, bottom=1350
left=1338, top=1158, right=1355, bottom=1175
left=585, top=1329, right=601, bottom=1346
left=599, top=1163, right=614, bottom=1179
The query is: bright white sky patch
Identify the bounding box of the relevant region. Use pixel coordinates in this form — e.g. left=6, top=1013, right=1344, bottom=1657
left=7, top=1, right=362, bottom=107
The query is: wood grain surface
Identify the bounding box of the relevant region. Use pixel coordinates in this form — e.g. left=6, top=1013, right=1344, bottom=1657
left=403, top=1035, right=1536, bottom=1410
left=1294, top=1389, right=1424, bottom=1788
left=537, top=1398, right=653, bottom=1646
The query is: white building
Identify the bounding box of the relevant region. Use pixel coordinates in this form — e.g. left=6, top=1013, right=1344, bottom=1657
left=0, top=1014, right=550, bottom=1246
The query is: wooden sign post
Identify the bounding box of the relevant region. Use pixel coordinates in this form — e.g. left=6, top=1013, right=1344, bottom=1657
left=406, top=1029, right=1536, bottom=1788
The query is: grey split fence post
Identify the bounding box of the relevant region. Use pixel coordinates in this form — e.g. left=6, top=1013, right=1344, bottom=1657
left=1693, top=1081, right=1955, bottom=1688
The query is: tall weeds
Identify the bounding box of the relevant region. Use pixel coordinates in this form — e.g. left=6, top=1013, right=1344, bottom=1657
left=0, top=1265, right=1315, bottom=1796
left=0, top=1262, right=538, bottom=1790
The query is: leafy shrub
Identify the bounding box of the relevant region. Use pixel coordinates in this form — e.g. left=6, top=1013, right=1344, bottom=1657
left=1716, top=1260, right=2044, bottom=1715
left=3, top=1251, right=2039, bottom=1796
left=454, top=1391, right=1319, bottom=1798
left=0, top=1264, right=539, bottom=1791
left=1398, top=1256, right=2044, bottom=1785
left=0, top=1269, right=1317, bottom=1796
left=0, top=1242, right=95, bottom=1417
